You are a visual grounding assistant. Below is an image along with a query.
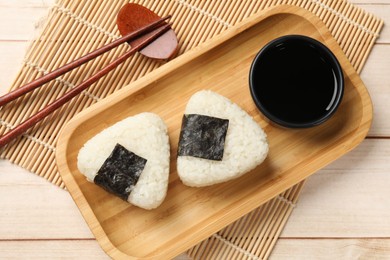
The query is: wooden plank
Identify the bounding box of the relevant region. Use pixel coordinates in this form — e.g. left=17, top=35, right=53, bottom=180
left=271, top=238, right=390, bottom=259
left=351, top=0, right=390, bottom=4
left=0, top=42, right=29, bottom=92
left=0, top=160, right=94, bottom=239
left=0, top=0, right=54, bottom=7
left=359, top=44, right=390, bottom=137
left=281, top=139, right=390, bottom=237
left=0, top=240, right=108, bottom=259
left=0, top=2, right=53, bottom=41
left=0, top=239, right=190, bottom=259
left=0, top=2, right=387, bottom=42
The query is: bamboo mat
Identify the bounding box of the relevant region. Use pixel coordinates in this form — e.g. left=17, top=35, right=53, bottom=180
left=0, top=0, right=383, bottom=259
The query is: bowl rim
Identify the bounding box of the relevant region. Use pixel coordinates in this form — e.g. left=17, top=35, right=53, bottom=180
left=249, top=34, right=344, bottom=128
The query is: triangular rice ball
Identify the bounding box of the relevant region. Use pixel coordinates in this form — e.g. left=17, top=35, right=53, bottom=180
left=77, top=112, right=170, bottom=210
left=177, top=90, right=268, bottom=187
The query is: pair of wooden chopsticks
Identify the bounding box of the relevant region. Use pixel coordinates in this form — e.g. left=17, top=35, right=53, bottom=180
left=0, top=16, right=172, bottom=148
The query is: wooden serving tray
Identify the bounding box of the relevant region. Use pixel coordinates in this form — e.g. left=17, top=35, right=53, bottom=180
left=56, top=5, right=372, bottom=259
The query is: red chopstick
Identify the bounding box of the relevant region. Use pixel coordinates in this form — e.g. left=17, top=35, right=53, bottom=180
left=0, top=21, right=172, bottom=148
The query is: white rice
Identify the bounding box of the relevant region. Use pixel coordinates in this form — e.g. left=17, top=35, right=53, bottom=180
left=77, top=112, right=170, bottom=210
left=177, top=90, right=268, bottom=187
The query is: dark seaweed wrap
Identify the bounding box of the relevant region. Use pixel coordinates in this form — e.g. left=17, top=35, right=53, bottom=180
left=94, top=143, right=147, bottom=200
left=178, top=114, right=229, bottom=161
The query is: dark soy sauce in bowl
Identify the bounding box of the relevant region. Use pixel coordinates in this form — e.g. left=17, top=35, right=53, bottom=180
left=249, top=35, right=344, bottom=128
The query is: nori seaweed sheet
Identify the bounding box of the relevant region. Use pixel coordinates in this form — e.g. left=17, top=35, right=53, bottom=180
left=94, top=143, right=147, bottom=201
left=178, top=114, right=229, bottom=161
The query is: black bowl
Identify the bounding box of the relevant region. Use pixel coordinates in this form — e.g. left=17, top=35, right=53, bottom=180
left=249, top=35, right=344, bottom=128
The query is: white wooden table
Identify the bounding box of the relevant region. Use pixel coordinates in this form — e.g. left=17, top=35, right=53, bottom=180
left=0, top=1, right=389, bottom=258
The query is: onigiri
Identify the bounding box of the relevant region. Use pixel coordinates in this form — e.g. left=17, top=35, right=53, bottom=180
left=177, top=90, right=268, bottom=187
left=77, top=112, right=170, bottom=210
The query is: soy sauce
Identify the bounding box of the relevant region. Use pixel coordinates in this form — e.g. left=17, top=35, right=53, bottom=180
left=250, top=36, right=341, bottom=127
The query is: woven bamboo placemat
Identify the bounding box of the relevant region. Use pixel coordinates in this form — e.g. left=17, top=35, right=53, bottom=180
left=0, top=0, right=383, bottom=259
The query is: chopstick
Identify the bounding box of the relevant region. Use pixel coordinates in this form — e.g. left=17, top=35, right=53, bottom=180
left=0, top=15, right=171, bottom=107
left=0, top=21, right=172, bottom=148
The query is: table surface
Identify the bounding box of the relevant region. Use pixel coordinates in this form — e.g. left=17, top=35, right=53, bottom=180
left=0, top=0, right=389, bottom=259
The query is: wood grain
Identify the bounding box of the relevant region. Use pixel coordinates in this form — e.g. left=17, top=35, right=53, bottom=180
left=0, top=1, right=389, bottom=259
left=0, top=42, right=27, bottom=92
left=360, top=45, right=390, bottom=137
left=0, top=0, right=52, bottom=41
left=281, top=139, right=390, bottom=238
left=0, top=240, right=108, bottom=259
left=56, top=6, right=372, bottom=259
left=272, top=239, right=390, bottom=259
